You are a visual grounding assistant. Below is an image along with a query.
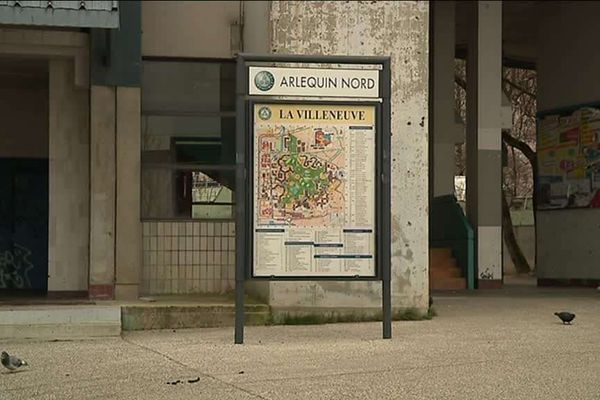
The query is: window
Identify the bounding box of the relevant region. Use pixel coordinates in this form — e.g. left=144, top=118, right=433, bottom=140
left=141, top=60, right=235, bottom=220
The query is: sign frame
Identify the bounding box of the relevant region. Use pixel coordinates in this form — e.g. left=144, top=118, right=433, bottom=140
left=247, top=99, right=382, bottom=281
left=235, top=54, right=391, bottom=344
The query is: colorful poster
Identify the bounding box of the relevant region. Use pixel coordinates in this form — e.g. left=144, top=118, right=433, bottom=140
left=537, top=107, right=600, bottom=210
left=252, top=103, right=376, bottom=277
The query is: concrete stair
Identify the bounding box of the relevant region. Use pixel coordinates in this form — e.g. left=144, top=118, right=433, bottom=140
left=430, top=247, right=467, bottom=290
left=121, top=302, right=271, bottom=331
left=0, top=306, right=121, bottom=340
left=0, top=296, right=272, bottom=338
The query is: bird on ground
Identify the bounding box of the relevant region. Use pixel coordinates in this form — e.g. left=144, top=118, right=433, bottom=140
left=1, top=351, right=28, bottom=371
left=554, top=312, right=576, bottom=325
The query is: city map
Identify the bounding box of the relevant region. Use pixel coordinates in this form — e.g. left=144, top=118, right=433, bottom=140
left=253, top=103, right=376, bottom=277
left=256, top=123, right=346, bottom=227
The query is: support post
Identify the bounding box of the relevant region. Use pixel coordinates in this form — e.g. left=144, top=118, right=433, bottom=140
left=381, top=58, right=392, bottom=339
left=234, top=56, right=246, bottom=344
left=382, top=268, right=391, bottom=339
left=466, top=1, right=503, bottom=288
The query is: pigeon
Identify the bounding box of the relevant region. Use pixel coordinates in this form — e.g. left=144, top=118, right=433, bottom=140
left=554, top=312, right=576, bottom=325
left=1, top=351, right=28, bottom=371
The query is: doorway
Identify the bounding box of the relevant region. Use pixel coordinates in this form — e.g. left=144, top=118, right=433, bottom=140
left=0, top=58, right=49, bottom=295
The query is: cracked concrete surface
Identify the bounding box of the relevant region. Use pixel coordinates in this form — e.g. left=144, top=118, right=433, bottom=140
left=1, top=287, right=599, bottom=399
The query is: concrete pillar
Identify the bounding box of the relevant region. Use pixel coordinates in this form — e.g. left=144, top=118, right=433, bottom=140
left=115, top=87, right=142, bottom=300
left=48, top=59, right=90, bottom=293
left=242, top=1, right=270, bottom=54
left=89, top=86, right=116, bottom=299
left=466, top=1, right=503, bottom=288
left=89, top=86, right=141, bottom=300
left=242, top=0, right=271, bottom=303
left=432, top=1, right=458, bottom=197
left=268, top=1, right=430, bottom=313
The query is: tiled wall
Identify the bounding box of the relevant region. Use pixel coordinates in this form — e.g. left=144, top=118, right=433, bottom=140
left=141, top=221, right=235, bottom=295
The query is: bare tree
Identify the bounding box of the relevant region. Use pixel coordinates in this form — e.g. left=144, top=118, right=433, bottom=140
left=453, top=61, right=537, bottom=274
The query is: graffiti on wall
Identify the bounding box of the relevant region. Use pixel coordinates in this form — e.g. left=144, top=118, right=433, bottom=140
left=0, top=244, right=34, bottom=289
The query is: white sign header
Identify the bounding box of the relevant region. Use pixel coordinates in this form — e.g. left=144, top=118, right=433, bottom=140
left=249, top=66, right=379, bottom=98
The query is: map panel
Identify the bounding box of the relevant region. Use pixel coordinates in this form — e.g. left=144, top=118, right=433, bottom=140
left=252, top=103, right=376, bottom=277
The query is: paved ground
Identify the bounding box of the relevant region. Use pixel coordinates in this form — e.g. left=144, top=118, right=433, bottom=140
left=1, top=286, right=599, bottom=399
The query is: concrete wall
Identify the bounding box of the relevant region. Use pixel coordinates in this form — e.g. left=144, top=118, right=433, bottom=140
left=268, top=1, right=430, bottom=312
left=48, top=59, right=89, bottom=291
left=536, top=1, right=600, bottom=280
left=503, top=226, right=535, bottom=275
left=141, top=1, right=241, bottom=58
left=137, top=1, right=431, bottom=306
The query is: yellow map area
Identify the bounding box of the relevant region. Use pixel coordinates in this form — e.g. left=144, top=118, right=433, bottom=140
left=254, top=104, right=374, bottom=227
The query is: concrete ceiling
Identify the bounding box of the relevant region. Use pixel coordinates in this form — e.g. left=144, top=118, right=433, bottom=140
left=0, top=57, right=48, bottom=89
left=455, top=1, right=539, bottom=68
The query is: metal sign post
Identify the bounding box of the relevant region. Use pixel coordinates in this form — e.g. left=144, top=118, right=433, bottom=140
left=235, top=54, right=392, bottom=344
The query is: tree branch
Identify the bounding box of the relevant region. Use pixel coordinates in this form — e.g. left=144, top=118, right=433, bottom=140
left=502, top=77, right=536, bottom=99
left=454, top=74, right=466, bottom=91
left=502, top=131, right=536, bottom=165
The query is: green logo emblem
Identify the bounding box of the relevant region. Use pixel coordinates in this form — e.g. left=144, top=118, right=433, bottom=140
left=258, top=107, right=272, bottom=120
left=254, top=71, right=275, bottom=92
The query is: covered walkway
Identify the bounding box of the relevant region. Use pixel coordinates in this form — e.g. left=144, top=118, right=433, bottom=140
left=430, top=1, right=600, bottom=290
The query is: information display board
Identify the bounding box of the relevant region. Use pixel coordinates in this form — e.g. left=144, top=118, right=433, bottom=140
left=235, top=54, right=391, bottom=344
left=252, top=103, right=376, bottom=277
left=538, top=107, right=600, bottom=210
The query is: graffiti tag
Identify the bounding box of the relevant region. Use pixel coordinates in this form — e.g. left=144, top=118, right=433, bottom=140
left=479, top=268, right=494, bottom=280
left=0, top=244, right=34, bottom=289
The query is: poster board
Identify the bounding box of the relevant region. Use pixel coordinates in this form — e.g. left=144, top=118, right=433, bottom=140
left=235, top=54, right=391, bottom=343
left=252, top=103, right=377, bottom=278
left=537, top=107, right=600, bottom=210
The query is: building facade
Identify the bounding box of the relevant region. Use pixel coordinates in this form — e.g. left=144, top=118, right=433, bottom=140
left=0, top=1, right=430, bottom=315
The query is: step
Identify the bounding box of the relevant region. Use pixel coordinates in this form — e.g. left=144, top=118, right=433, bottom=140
left=121, top=303, right=271, bottom=331
left=429, top=256, right=459, bottom=271
left=0, top=306, right=121, bottom=340
left=430, top=277, right=467, bottom=291
left=430, top=247, right=453, bottom=264
left=430, top=266, right=462, bottom=278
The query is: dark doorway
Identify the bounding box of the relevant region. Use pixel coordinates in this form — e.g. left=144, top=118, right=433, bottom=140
left=0, top=58, right=49, bottom=295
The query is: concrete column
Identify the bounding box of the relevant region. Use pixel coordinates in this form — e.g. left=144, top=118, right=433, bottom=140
left=115, top=87, right=142, bottom=300
left=242, top=0, right=272, bottom=304
left=466, top=1, right=503, bottom=288
left=432, top=1, right=458, bottom=197
left=243, top=1, right=270, bottom=53
left=48, top=59, right=90, bottom=293
left=89, top=86, right=116, bottom=300
left=268, top=1, right=430, bottom=313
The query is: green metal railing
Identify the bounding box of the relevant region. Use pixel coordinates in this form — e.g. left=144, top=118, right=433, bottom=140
left=430, top=195, right=475, bottom=290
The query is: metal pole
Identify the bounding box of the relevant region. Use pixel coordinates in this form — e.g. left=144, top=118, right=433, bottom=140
left=383, top=272, right=391, bottom=339
left=381, top=58, right=392, bottom=340
left=234, top=55, right=246, bottom=344
left=235, top=274, right=245, bottom=344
